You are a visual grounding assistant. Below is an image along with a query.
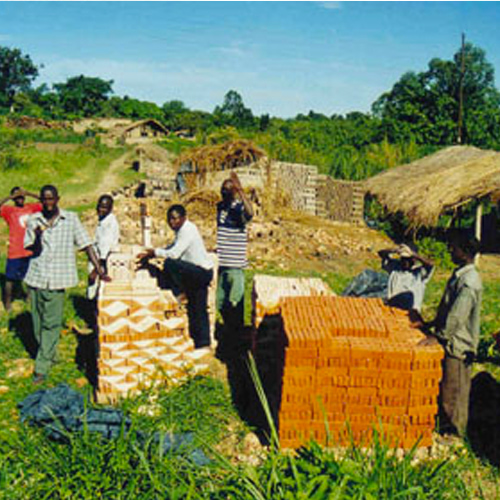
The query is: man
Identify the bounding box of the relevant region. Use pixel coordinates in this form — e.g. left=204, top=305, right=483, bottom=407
left=79, top=194, right=120, bottom=388
left=420, top=232, right=482, bottom=439
left=24, top=185, right=109, bottom=384
left=378, top=243, right=434, bottom=313
left=216, top=171, right=253, bottom=346
left=137, top=204, right=213, bottom=349
left=87, top=194, right=120, bottom=300
left=0, top=187, right=42, bottom=311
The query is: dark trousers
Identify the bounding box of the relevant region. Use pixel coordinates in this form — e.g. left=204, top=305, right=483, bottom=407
left=163, top=258, right=213, bottom=348
left=439, top=354, right=472, bottom=436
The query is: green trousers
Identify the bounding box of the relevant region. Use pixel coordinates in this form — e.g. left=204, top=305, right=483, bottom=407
left=30, top=288, right=65, bottom=376
left=216, top=268, right=245, bottom=331
left=439, top=355, right=472, bottom=437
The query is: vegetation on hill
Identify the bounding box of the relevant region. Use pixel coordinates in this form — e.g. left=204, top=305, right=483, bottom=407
left=2, top=40, right=500, bottom=183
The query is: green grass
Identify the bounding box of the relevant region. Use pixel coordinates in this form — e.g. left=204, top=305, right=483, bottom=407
left=1, top=259, right=500, bottom=498
left=0, top=144, right=128, bottom=200
left=0, top=125, right=87, bottom=146
left=157, top=136, right=201, bottom=155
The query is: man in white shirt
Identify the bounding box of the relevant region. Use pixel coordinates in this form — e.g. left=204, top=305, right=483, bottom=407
left=379, top=244, right=434, bottom=313
left=88, top=194, right=120, bottom=300
left=137, top=204, right=213, bottom=349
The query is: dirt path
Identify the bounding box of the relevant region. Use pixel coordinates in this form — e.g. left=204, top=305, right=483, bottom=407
left=68, top=149, right=134, bottom=207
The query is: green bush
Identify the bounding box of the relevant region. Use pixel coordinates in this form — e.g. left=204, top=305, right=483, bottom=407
left=417, top=237, right=454, bottom=270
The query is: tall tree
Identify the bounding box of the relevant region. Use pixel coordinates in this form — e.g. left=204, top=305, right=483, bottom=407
left=373, top=42, right=500, bottom=147
left=53, top=75, right=114, bottom=117
left=214, top=90, right=255, bottom=129
left=0, top=46, right=39, bottom=109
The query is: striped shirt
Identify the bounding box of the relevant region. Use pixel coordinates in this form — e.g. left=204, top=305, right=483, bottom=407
left=24, top=209, right=92, bottom=290
left=217, top=201, right=251, bottom=268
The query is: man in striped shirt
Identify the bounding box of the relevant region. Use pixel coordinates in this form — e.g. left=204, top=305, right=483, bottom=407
left=216, top=171, right=253, bottom=350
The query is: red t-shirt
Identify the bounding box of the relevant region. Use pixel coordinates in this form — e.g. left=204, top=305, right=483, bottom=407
left=1, top=203, right=42, bottom=259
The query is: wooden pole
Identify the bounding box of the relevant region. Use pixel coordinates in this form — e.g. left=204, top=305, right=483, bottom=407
left=458, top=33, right=466, bottom=145
left=475, top=201, right=483, bottom=265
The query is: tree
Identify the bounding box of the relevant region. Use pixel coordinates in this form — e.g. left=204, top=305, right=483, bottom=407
left=214, top=90, right=255, bottom=129
left=162, top=100, right=188, bottom=128
left=0, top=46, right=39, bottom=109
left=53, top=75, right=114, bottom=117
left=373, top=42, right=500, bottom=147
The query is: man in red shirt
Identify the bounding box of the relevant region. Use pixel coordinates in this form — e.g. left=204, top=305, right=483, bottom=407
left=0, top=187, right=42, bottom=311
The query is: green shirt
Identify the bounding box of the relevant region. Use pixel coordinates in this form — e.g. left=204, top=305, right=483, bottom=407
left=434, top=263, right=482, bottom=360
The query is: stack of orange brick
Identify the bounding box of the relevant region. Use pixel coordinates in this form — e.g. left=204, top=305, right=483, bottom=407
left=96, top=246, right=212, bottom=403
left=252, top=285, right=444, bottom=450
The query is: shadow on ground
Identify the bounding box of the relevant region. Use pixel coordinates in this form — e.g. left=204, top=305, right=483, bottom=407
left=468, top=371, right=500, bottom=466
left=70, top=294, right=99, bottom=394
left=9, top=311, right=38, bottom=359
left=215, top=317, right=284, bottom=444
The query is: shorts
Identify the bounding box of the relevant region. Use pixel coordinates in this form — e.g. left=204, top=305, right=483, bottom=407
left=5, top=257, right=31, bottom=281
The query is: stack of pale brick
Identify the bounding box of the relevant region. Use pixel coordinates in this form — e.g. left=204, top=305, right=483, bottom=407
left=252, top=276, right=444, bottom=449
left=252, top=275, right=333, bottom=329
left=96, top=245, right=211, bottom=403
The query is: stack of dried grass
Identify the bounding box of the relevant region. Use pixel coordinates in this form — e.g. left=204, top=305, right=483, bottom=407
left=175, top=140, right=266, bottom=178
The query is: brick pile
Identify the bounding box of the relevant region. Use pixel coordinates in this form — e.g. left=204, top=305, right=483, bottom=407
left=96, top=245, right=212, bottom=403
left=252, top=275, right=333, bottom=329
left=252, top=282, right=444, bottom=450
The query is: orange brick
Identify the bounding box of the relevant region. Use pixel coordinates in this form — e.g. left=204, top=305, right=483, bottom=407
left=350, top=367, right=379, bottom=387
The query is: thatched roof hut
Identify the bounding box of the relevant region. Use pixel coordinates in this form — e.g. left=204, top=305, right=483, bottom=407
left=365, top=146, right=500, bottom=229
left=175, top=140, right=266, bottom=175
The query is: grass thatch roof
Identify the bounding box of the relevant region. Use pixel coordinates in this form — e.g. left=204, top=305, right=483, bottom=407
left=122, top=119, right=169, bottom=134
left=175, top=139, right=266, bottom=174
left=365, top=146, right=500, bottom=228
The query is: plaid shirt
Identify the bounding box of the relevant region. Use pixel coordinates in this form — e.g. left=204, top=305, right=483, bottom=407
left=24, top=209, right=92, bottom=290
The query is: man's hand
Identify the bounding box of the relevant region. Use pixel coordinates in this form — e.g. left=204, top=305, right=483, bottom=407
left=99, top=273, right=112, bottom=283
left=230, top=171, right=243, bottom=194
left=136, top=248, right=155, bottom=270
left=417, top=336, right=439, bottom=347
left=137, top=248, right=155, bottom=261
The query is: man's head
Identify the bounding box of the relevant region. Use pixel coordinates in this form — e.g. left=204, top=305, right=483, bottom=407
left=167, top=204, right=186, bottom=232
left=97, top=194, right=113, bottom=220
left=398, top=244, right=416, bottom=271
left=40, top=185, right=59, bottom=217
left=10, top=186, right=25, bottom=208
left=221, top=179, right=234, bottom=204
left=448, top=230, right=480, bottom=266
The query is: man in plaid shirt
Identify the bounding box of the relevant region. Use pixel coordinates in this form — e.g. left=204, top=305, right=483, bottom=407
left=24, top=185, right=110, bottom=384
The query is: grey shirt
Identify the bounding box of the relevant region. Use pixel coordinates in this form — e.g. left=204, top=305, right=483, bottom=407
left=434, top=263, right=482, bottom=359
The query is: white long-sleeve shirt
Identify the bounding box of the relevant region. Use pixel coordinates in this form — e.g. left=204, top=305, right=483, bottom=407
left=155, top=219, right=213, bottom=270
left=94, top=213, right=120, bottom=260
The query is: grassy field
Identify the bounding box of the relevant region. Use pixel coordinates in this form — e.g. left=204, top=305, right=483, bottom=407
left=2, top=133, right=500, bottom=498
left=1, top=252, right=500, bottom=498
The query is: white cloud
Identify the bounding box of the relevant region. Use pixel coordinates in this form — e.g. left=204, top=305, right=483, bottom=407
left=318, top=2, right=342, bottom=10
left=0, top=34, right=11, bottom=42
left=213, top=42, right=249, bottom=58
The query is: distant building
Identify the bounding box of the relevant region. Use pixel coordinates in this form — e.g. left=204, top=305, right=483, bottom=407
left=118, top=119, right=170, bottom=144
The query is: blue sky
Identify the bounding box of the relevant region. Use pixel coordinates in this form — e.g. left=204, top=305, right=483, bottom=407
left=1, top=1, right=500, bottom=118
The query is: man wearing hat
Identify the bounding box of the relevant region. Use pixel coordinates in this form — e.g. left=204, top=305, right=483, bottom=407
left=378, top=243, right=434, bottom=313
